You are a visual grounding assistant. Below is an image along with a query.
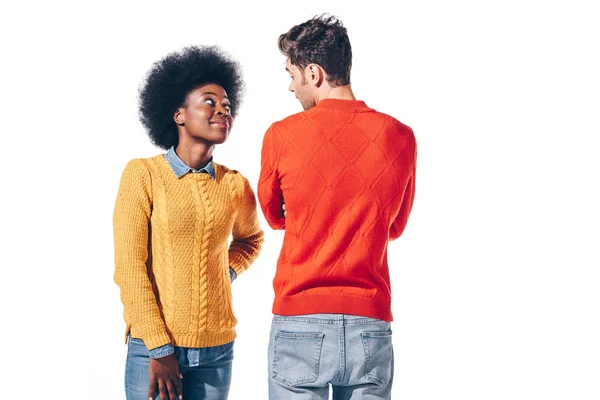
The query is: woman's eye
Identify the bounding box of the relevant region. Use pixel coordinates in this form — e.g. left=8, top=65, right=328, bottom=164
left=204, top=99, right=216, bottom=105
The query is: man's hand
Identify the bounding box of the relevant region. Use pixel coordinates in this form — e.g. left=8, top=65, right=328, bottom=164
left=149, top=353, right=183, bottom=400
left=282, top=203, right=287, bottom=218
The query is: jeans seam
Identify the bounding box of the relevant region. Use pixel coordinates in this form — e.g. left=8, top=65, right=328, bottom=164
left=338, top=324, right=345, bottom=384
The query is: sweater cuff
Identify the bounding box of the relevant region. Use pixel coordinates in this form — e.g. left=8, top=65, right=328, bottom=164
left=139, top=330, right=172, bottom=352
left=229, top=255, right=247, bottom=277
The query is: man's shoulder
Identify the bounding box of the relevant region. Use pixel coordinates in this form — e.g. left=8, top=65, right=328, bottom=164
left=269, top=110, right=311, bottom=131
left=371, top=111, right=412, bottom=132
left=369, top=111, right=415, bottom=142
left=268, top=106, right=414, bottom=140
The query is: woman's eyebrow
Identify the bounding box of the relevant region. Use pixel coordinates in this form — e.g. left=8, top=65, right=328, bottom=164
left=200, top=91, right=229, bottom=99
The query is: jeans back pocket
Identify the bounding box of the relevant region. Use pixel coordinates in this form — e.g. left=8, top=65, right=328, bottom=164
left=361, top=330, right=393, bottom=386
left=272, top=331, right=325, bottom=386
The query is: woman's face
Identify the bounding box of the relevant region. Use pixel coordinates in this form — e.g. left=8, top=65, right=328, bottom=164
left=174, top=83, right=233, bottom=145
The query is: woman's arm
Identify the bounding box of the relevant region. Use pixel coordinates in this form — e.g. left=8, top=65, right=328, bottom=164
left=228, top=175, right=265, bottom=277
left=113, top=159, right=171, bottom=350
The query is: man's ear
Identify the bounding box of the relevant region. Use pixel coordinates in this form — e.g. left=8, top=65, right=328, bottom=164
left=173, top=108, right=185, bottom=126
left=306, top=64, right=325, bottom=87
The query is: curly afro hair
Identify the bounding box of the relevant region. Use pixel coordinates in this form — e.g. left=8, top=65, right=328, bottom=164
left=138, top=45, right=245, bottom=150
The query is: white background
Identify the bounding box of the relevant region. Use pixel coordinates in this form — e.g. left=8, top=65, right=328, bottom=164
left=1, top=0, right=598, bottom=399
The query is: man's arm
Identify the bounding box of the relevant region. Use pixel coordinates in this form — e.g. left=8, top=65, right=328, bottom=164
left=258, top=124, right=286, bottom=229
left=390, top=172, right=416, bottom=240
left=390, top=130, right=417, bottom=240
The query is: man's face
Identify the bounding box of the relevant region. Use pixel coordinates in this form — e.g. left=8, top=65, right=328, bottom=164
left=286, top=59, right=316, bottom=110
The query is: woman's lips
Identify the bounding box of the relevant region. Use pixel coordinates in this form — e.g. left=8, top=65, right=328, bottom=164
left=210, top=121, right=228, bottom=129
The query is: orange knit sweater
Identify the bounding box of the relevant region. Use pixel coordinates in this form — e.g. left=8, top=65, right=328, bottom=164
left=113, top=155, right=264, bottom=350
left=258, top=99, right=416, bottom=321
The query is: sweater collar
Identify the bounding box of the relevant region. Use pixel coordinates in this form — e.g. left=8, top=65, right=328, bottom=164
left=313, top=98, right=373, bottom=113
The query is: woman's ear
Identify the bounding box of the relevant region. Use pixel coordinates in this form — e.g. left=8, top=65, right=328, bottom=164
left=173, top=108, right=185, bottom=126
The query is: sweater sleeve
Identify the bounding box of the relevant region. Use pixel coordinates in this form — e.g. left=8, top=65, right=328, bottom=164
left=390, top=129, right=417, bottom=240
left=113, top=159, right=171, bottom=350
left=228, top=176, right=265, bottom=277
left=258, top=124, right=286, bottom=229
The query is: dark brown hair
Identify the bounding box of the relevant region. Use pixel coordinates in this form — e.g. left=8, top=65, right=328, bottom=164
left=278, top=14, right=352, bottom=86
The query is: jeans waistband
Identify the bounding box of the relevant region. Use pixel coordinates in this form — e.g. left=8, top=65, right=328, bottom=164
left=272, top=313, right=387, bottom=325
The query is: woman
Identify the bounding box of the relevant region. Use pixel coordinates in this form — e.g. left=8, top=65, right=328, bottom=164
left=113, top=45, right=264, bottom=400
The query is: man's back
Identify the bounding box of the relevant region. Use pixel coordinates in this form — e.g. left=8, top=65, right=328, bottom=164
left=258, top=98, right=416, bottom=321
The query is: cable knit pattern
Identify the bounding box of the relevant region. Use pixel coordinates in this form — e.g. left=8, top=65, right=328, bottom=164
left=258, top=99, right=416, bottom=322
left=187, top=180, right=204, bottom=334
left=225, top=170, right=239, bottom=202
left=197, top=180, right=213, bottom=331
left=114, top=155, right=264, bottom=350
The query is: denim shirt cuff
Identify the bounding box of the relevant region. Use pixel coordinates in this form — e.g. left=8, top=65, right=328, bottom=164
left=148, top=343, right=175, bottom=359
left=229, top=267, right=237, bottom=282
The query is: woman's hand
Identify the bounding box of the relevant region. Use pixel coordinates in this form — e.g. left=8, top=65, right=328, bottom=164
left=149, top=353, right=183, bottom=400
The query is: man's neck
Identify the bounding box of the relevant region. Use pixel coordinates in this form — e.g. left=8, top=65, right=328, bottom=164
left=317, top=85, right=356, bottom=102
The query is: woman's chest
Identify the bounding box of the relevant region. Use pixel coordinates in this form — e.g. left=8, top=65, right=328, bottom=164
left=150, top=179, right=238, bottom=238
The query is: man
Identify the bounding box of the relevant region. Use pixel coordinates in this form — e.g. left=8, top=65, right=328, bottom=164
left=258, top=14, right=416, bottom=399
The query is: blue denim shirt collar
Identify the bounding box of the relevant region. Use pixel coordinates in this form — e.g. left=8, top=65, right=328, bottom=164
left=163, top=146, right=216, bottom=179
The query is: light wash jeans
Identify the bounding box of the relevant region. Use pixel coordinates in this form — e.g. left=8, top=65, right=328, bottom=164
left=125, top=337, right=234, bottom=400
left=268, top=314, right=394, bottom=399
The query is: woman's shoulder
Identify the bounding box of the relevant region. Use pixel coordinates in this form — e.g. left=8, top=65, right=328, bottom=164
left=213, top=162, right=246, bottom=178
left=213, top=163, right=254, bottom=197
left=122, top=154, right=166, bottom=172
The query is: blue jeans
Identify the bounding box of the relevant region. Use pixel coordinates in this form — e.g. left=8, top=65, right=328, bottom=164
left=268, top=314, right=394, bottom=399
left=125, top=337, right=233, bottom=400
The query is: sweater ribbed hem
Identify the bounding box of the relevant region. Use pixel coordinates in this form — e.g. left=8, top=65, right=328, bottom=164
left=171, top=330, right=237, bottom=348
left=273, top=294, right=393, bottom=322
left=127, top=326, right=237, bottom=350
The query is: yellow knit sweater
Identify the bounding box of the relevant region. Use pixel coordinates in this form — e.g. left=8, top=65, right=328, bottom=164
left=113, top=155, right=264, bottom=350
